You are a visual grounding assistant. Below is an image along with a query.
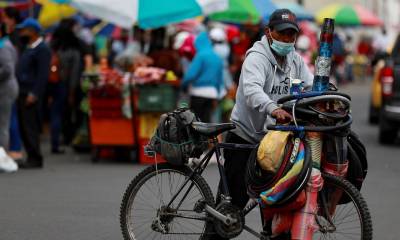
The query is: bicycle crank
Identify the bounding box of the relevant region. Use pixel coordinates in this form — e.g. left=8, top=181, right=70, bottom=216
left=213, top=203, right=244, bottom=239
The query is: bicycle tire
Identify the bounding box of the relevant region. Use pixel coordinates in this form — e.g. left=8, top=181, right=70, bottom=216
left=120, top=163, right=215, bottom=240
left=314, top=173, right=373, bottom=240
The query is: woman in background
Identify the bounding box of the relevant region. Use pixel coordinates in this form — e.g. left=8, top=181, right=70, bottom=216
left=0, top=23, right=19, bottom=172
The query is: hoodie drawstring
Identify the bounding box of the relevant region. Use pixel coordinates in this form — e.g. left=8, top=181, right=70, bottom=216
left=270, top=65, right=277, bottom=94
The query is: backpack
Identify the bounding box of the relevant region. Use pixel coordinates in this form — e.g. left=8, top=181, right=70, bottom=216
left=49, top=51, right=61, bottom=83
left=323, top=131, right=368, bottom=191
left=147, top=108, right=207, bottom=165
left=346, top=130, right=368, bottom=190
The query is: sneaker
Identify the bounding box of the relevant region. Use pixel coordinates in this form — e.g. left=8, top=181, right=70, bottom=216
left=8, top=151, right=24, bottom=161
left=17, top=161, right=43, bottom=169
left=0, top=148, right=18, bottom=173
left=51, top=148, right=66, bottom=154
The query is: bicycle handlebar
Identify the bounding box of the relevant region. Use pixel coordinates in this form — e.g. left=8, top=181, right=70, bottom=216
left=277, top=91, right=351, bottom=104
left=267, top=115, right=352, bottom=132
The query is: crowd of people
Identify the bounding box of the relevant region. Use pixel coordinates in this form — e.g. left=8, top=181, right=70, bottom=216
left=0, top=6, right=391, bottom=173
left=0, top=8, right=92, bottom=171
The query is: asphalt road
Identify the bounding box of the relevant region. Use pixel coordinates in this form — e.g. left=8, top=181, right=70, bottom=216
left=1, top=82, right=399, bottom=240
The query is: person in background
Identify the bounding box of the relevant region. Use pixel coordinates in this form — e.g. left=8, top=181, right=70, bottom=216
left=209, top=27, right=234, bottom=123
left=2, top=7, right=23, bottom=52
left=49, top=18, right=82, bottom=153
left=357, top=35, right=374, bottom=57
left=210, top=27, right=233, bottom=100
left=173, top=31, right=195, bottom=74
left=16, top=18, right=51, bottom=168
left=371, top=28, right=390, bottom=70
left=295, top=33, right=314, bottom=72
left=373, top=27, right=390, bottom=54
left=148, top=27, right=182, bottom=76
left=2, top=7, right=24, bottom=162
left=332, top=33, right=346, bottom=84
left=181, top=31, right=223, bottom=123
left=0, top=22, right=19, bottom=172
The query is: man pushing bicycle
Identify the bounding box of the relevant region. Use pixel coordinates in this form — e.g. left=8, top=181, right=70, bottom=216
left=217, top=9, right=313, bottom=240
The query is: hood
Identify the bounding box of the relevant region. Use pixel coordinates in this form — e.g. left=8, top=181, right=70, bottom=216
left=194, top=31, right=213, bottom=52
left=0, top=36, right=9, bottom=49
left=246, top=35, right=295, bottom=73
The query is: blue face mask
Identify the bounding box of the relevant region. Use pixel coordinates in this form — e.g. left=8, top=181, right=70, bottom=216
left=270, top=33, right=295, bottom=56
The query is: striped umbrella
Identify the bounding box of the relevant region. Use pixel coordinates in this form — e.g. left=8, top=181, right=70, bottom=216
left=316, top=3, right=383, bottom=26
left=69, top=0, right=228, bottom=29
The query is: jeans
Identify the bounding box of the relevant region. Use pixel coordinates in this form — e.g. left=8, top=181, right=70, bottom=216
left=190, top=96, right=215, bottom=123
left=17, top=94, right=43, bottom=163
left=49, top=82, right=68, bottom=151
left=9, top=103, right=22, bottom=151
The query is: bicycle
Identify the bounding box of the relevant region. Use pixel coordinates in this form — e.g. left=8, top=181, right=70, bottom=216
left=120, top=91, right=372, bottom=240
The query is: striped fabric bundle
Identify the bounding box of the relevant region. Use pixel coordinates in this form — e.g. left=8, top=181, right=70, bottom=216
left=260, top=142, right=305, bottom=205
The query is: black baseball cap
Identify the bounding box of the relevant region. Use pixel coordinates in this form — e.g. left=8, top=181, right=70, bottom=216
left=268, top=9, right=299, bottom=32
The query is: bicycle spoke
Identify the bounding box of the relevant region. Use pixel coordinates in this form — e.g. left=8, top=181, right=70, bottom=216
left=124, top=168, right=211, bottom=240
left=313, top=174, right=370, bottom=240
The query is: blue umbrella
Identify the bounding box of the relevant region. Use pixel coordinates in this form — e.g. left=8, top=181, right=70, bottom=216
left=275, top=2, right=314, bottom=21
left=253, top=0, right=277, bottom=20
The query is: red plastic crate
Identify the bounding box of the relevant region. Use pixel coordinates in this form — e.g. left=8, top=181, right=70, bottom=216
left=89, top=118, right=135, bottom=145
left=138, top=138, right=166, bottom=164
left=90, top=109, right=123, bottom=118
left=90, top=97, right=122, bottom=110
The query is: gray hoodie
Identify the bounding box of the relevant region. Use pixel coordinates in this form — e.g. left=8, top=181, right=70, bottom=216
left=231, top=36, right=313, bottom=144
left=0, top=40, right=18, bottom=102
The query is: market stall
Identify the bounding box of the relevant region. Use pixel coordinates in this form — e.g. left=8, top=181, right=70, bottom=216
left=82, top=58, right=180, bottom=163
left=85, top=65, right=136, bottom=162
left=132, top=66, right=179, bottom=164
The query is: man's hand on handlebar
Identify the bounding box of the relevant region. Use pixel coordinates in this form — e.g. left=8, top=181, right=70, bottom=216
left=272, top=108, right=293, bottom=123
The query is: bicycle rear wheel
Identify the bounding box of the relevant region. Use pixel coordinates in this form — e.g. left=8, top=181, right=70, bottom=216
left=314, top=174, right=372, bottom=240
left=120, top=163, right=215, bottom=240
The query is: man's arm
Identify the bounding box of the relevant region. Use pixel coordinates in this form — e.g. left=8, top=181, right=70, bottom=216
left=242, top=53, right=279, bottom=116
left=182, top=55, right=202, bottom=88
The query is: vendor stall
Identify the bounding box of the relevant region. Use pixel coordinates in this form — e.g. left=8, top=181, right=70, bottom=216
left=131, top=67, right=179, bottom=164
left=85, top=67, right=136, bottom=162
left=82, top=61, right=180, bottom=163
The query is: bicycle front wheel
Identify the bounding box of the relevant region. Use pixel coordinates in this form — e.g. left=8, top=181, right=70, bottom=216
left=314, top=173, right=372, bottom=240
left=120, top=163, right=215, bottom=240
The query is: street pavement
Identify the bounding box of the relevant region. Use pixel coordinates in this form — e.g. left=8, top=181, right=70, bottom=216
left=1, top=82, right=400, bottom=240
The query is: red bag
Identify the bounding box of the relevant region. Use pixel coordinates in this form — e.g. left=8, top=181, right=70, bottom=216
left=49, top=52, right=60, bottom=83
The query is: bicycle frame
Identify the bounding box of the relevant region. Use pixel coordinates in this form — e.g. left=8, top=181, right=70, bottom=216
left=162, top=137, right=266, bottom=237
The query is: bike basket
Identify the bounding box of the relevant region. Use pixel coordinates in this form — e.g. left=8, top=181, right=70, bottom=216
left=147, top=108, right=207, bottom=166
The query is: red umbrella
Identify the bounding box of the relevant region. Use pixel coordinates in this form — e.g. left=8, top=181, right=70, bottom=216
left=0, top=1, right=33, bottom=10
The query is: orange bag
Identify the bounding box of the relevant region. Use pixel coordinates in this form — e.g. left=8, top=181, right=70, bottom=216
left=49, top=52, right=60, bottom=83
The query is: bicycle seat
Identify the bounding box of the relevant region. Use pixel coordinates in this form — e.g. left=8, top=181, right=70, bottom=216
left=192, top=122, right=236, bottom=137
